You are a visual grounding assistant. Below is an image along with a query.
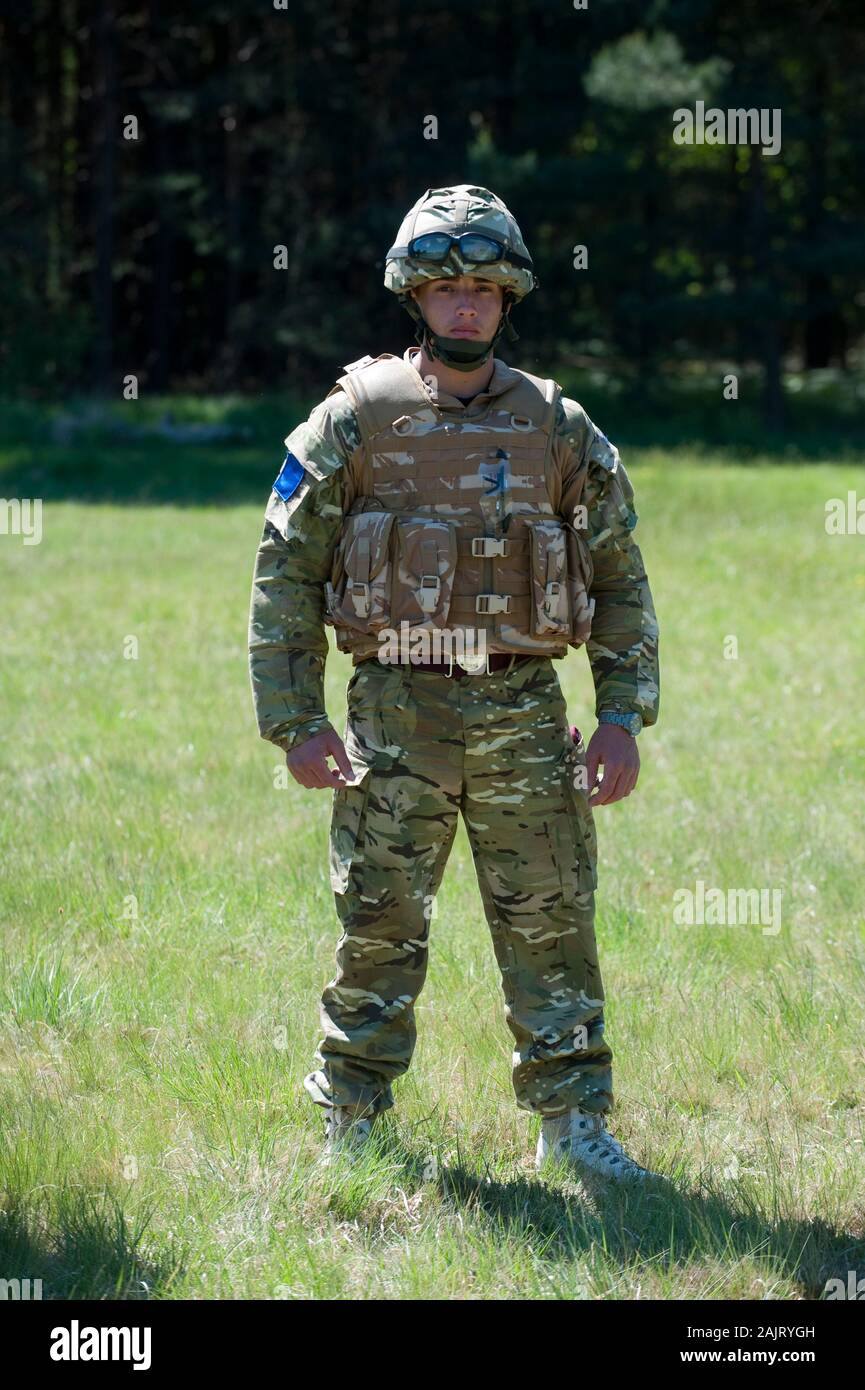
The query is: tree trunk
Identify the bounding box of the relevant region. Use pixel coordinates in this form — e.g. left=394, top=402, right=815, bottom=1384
left=749, top=146, right=785, bottom=431
left=93, top=0, right=117, bottom=394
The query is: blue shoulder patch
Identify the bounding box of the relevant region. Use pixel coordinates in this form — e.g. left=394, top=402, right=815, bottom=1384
left=272, top=451, right=307, bottom=502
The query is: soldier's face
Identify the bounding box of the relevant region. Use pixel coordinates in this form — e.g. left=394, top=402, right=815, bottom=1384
left=412, top=276, right=504, bottom=341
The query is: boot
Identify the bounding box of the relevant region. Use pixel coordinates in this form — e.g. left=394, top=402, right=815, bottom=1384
left=535, top=1108, right=654, bottom=1184
left=319, top=1104, right=376, bottom=1165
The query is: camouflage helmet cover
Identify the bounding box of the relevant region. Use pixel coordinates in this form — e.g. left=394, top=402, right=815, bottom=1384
left=384, top=185, right=537, bottom=305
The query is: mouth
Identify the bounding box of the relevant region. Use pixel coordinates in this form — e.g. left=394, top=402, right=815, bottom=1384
left=450, top=327, right=480, bottom=337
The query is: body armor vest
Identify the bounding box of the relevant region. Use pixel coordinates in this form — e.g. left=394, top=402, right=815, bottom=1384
left=322, top=353, right=594, bottom=663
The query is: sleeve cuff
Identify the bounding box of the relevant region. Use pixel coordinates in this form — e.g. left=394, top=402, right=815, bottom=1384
left=268, top=716, right=334, bottom=755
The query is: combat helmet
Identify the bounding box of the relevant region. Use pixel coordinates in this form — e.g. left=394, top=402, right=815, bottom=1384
left=384, top=184, right=538, bottom=372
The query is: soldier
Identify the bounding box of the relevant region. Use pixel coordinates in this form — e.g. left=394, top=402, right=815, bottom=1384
left=248, top=185, right=660, bottom=1184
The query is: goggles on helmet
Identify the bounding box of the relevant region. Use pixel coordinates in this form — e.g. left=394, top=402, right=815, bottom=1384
left=390, top=230, right=534, bottom=274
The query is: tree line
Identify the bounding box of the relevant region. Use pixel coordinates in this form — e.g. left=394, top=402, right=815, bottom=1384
left=1, top=0, right=863, bottom=429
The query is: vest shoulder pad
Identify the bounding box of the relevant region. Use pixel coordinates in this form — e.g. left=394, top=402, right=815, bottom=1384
left=334, top=355, right=431, bottom=438
left=502, top=366, right=561, bottom=435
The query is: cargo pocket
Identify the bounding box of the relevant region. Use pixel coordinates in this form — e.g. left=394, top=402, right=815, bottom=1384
left=345, top=664, right=405, bottom=767
left=390, top=517, right=457, bottom=628
left=527, top=519, right=570, bottom=637
left=565, top=523, right=595, bottom=646
left=325, top=511, right=395, bottom=633
left=547, top=742, right=598, bottom=900
left=565, top=734, right=598, bottom=892
left=329, top=771, right=373, bottom=896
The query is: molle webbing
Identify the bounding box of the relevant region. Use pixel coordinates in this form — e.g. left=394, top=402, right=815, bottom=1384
left=321, top=353, right=593, bottom=662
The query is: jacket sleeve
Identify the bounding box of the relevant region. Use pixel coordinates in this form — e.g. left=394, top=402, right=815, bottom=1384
left=247, top=391, right=358, bottom=755
left=557, top=401, right=660, bottom=728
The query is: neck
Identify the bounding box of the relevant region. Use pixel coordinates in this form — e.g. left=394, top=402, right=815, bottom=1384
left=414, top=344, right=496, bottom=398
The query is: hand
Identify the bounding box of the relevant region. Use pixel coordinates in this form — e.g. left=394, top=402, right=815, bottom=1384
left=286, top=728, right=356, bottom=789
left=585, top=724, right=640, bottom=806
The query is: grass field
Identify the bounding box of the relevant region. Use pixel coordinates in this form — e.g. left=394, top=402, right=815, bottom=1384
left=1, top=425, right=864, bottom=1299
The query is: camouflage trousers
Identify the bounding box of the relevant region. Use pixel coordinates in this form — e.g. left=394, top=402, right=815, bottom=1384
left=303, top=654, right=613, bottom=1121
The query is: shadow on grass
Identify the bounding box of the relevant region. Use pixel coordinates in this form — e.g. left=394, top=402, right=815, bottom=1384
left=324, top=1123, right=864, bottom=1301
left=0, top=1188, right=188, bottom=1300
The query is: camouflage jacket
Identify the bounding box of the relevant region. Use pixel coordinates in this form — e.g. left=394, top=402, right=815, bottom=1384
left=247, top=347, right=660, bottom=755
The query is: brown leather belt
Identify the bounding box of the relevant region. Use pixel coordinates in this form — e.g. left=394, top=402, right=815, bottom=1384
left=395, top=653, right=537, bottom=680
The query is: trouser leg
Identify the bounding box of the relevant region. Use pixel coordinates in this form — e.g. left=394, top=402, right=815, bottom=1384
left=304, top=661, right=460, bottom=1118
left=460, top=659, right=613, bottom=1117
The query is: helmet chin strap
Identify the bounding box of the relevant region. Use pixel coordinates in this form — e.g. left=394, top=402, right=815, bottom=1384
left=408, top=295, right=519, bottom=373
left=417, top=323, right=493, bottom=372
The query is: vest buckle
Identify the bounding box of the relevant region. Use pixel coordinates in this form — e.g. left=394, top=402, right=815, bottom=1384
left=471, top=536, right=509, bottom=558
left=543, top=580, right=561, bottom=615
left=348, top=580, right=371, bottom=618
left=475, top=594, right=511, bottom=615
left=417, top=574, right=441, bottom=612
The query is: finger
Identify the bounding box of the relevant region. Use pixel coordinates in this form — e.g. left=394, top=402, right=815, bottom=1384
left=285, top=753, right=313, bottom=788
left=623, top=758, right=641, bottom=794
left=585, top=745, right=601, bottom=790
left=584, top=754, right=605, bottom=798
left=614, top=767, right=637, bottom=799
left=603, top=771, right=632, bottom=804
left=604, top=768, right=631, bottom=803
left=304, top=753, right=356, bottom=789
left=321, top=767, right=354, bottom=789
left=588, top=758, right=618, bottom=803
left=592, top=764, right=627, bottom=805
left=297, top=757, right=335, bottom=790
left=325, top=734, right=355, bottom=782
